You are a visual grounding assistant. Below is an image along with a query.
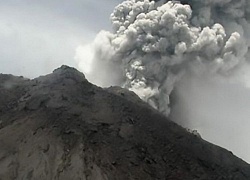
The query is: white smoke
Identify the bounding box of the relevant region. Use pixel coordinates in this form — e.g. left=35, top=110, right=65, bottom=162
left=76, top=0, right=250, bottom=162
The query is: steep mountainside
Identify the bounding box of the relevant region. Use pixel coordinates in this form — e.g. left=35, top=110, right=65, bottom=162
left=0, top=65, right=250, bottom=180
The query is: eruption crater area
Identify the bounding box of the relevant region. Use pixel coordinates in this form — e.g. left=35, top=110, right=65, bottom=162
left=76, top=0, right=250, bottom=163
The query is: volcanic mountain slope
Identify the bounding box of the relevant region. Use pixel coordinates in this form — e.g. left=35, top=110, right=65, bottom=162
left=0, top=66, right=250, bottom=180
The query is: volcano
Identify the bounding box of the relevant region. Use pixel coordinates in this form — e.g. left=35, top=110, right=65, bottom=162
left=0, top=65, right=249, bottom=180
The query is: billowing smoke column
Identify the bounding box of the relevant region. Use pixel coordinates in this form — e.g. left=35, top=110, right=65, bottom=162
left=75, top=0, right=250, bottom=162
left=76, top=0, right=250, bottom=116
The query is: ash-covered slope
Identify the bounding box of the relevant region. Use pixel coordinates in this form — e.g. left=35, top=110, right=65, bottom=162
left=0, top=65, right=250, bottom=180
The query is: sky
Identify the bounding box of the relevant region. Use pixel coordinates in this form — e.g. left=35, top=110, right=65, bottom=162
left=0, top=0, right=121, bottom=78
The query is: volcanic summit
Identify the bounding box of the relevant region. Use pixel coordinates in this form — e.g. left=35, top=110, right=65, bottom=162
left=0, top=65, right=249, bottom=180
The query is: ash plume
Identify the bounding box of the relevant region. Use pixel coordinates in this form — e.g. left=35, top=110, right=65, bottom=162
left=77, top=0, right=250, bottom=115
left=76, top=0, right=250, bottom=161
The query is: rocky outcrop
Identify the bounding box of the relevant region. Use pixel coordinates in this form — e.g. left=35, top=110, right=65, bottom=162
left=0, top=65, right=249, bottom=180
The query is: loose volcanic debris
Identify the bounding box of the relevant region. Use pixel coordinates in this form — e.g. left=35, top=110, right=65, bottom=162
left=0, top=65, right=249, bottom=180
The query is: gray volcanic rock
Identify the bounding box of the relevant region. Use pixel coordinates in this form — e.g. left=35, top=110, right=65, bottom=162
left=0, top=65, right=250, bottom=180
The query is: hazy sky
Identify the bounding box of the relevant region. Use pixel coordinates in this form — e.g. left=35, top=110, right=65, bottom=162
left=0, top=0, right=121, bottom=78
